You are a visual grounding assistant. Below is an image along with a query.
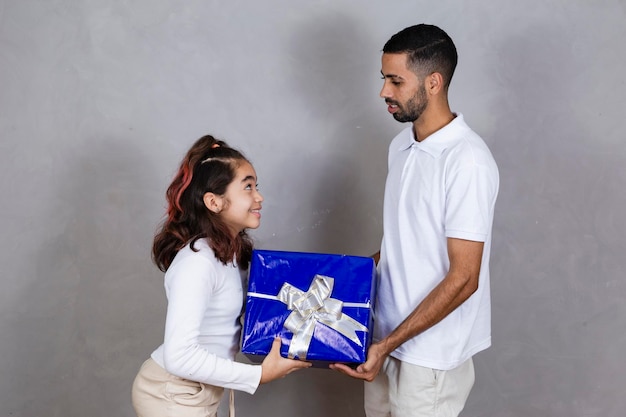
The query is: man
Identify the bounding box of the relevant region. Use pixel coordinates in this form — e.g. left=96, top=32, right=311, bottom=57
left=330, top=24, right=499, bottom=417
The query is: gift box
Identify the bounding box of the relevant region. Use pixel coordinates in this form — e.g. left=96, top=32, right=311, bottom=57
left=241, top=249, right=376, bottom=367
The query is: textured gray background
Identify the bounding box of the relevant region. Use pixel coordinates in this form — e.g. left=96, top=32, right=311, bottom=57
left=1, top=1, right=625, bottom=416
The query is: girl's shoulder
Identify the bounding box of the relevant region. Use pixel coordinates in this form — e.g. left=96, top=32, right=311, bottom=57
left=169, top=239, right=219, bottom=271
left=165, top=239, right=240, bottom=291
left=164, top=239, right=223, bottom=288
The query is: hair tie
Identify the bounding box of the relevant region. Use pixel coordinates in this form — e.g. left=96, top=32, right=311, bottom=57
left=211, top=143, right=220, bottom=149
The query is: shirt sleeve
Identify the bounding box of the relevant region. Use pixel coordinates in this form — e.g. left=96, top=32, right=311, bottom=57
left=445, top=152, right=498, bottom=242
left=161, top=255, right=262, bottom=394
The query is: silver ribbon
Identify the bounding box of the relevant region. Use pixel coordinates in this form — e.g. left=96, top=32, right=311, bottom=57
left=276, top=274, right=368, bottom=360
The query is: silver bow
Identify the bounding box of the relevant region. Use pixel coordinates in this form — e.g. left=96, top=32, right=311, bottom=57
left=277, top=274, right=368, bottom=360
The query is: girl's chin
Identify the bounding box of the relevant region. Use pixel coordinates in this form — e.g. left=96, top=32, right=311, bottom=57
left=246, top=220, right=261, bottom=230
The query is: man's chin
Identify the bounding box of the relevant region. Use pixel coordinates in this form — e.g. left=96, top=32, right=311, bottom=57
left=393, top=114, right=413, bottom=123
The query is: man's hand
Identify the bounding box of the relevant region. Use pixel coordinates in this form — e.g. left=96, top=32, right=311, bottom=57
left=329, top=341, right=388, bottom=382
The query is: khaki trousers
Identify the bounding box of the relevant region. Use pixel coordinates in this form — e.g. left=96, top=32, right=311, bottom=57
left=364, top=356, right=475, bottom=417
left=132, top=358, right=234, bottom=417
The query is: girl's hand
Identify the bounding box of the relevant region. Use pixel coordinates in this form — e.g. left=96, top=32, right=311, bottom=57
left=260, top=338, right=311, bottom=383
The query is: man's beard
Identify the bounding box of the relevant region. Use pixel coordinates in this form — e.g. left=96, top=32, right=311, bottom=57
left=391, top=85, right=428, bottom=123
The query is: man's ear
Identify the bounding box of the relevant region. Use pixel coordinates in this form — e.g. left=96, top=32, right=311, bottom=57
left=203, top=192, right=223, bottom=214
left=426, top=72, right=444, bottom=95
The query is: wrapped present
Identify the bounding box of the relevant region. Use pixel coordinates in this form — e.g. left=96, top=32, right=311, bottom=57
left=241, top=249, right=376, bottom=367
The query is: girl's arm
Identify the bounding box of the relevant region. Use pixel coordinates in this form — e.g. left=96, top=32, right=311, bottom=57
left=162, top=256, right=263, bottom=393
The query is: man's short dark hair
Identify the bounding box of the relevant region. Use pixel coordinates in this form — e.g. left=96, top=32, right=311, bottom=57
left=383, top=24, right=458, bottom=89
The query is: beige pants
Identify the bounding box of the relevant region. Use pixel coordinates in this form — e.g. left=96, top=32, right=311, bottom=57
left=132, top=358, right=234, bottom=417
left=364, top=356, right=475, bottom=417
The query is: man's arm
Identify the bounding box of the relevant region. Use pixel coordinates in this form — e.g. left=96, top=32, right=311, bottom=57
left=330, top=237, right=484, bottom=381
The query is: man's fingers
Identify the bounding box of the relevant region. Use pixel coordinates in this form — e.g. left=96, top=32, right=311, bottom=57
left=330, top=363, right=364, bottom=378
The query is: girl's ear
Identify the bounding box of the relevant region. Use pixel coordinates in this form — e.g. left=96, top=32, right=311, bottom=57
left=203, top=192, right=223, bottom=214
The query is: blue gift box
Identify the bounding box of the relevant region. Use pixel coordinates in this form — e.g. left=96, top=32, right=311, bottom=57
left=241, top=249, right=376, bottom=367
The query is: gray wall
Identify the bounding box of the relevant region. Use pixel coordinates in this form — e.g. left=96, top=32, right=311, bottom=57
left=1, top=0, right=625, bottom=416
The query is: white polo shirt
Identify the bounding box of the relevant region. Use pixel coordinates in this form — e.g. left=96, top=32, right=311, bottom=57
left=375, top=114, right=499, bottom=370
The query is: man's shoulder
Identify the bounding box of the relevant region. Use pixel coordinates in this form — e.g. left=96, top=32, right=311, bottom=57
left=444, top=118, right=495, bottom=160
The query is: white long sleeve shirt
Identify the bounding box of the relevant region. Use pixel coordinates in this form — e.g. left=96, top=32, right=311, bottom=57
left=151, top=239, right=262, bottom=393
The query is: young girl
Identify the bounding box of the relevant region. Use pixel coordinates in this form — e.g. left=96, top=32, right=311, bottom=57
left=131, top=135, right=310, bottom=417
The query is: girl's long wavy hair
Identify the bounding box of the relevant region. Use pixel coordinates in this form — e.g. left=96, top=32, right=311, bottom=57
left=152, top=135, right=253, bottom=271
